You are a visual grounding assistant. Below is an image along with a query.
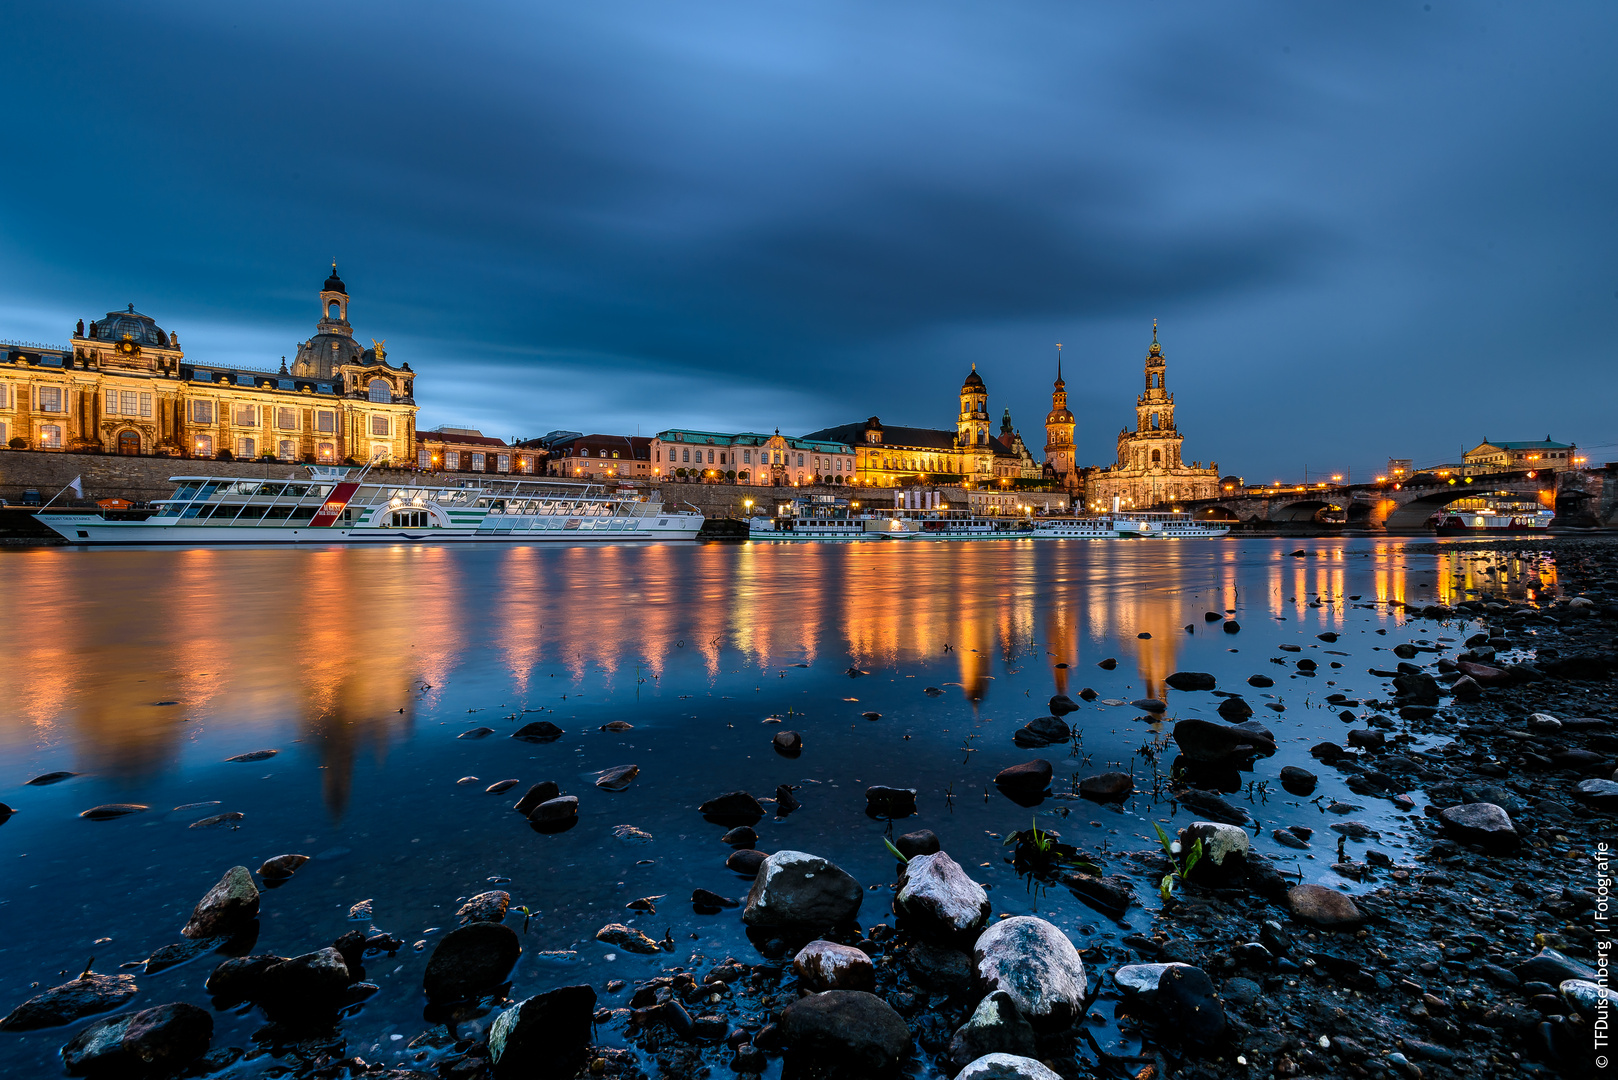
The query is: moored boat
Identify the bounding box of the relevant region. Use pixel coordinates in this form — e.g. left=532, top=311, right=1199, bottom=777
left=36, top=466, right=704, bottom=545
left=1430, top=499, right=1553, bottom=535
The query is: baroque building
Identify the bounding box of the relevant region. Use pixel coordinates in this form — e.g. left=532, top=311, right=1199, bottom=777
left=0, top=266, right=416, bottom=463
left=650, top=430, right=854, bottom=486
left=1042, top=345, right=1077, bottom=487
left=806, top=366, right=1028, bottom=486
left=1077, top=323, right=1219, bottom=509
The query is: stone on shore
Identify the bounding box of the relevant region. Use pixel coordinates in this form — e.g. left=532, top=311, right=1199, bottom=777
left=423, top=922, right=522, bottom=1002
left=204, top=955, right=283, bottom=1005
left=181, top=866, right=259, bottom=940
left=256, top=948, right=355, bottom=1024
left=1013, top=716, right=1070, bottom=748
left=1392, top=671, right=1440, bottom=704
left=721, top=825, right=758, bottom=847
left=511, top=721, right=563, bottom=742
left=61, top=1002, right=213, bottom=1076
left=1078, top=772, right=1133, bottom=800
left=595, top=764, right=638, bottom=791
left=457, top=891, right=511, bottom=925
left=595, top=923, right=662, bottom=954
left=1180, top=821, right=1249, bottom=869
left=1173, top=718, right=1274, bottom=763
left=1048, top=694, right=1079, bottom=715
left=1165, top=671, right=1216, bottom=691
left=946, top=991, right=1037, bottom=1072
left=773, top=730, right=802, bottom=756
left=1573, top=778, right=1618, bottom=808
left=1438, top=802, right=1518, bottom=850
left=1286, top=884, right=1363, bottom=928
left=1157, top=965, right=1226, bottom=1049
left=529, top=795, right=578, bottom=823
left=972, top=916, right=1087, bottom=1029
left=79, top=803, right=149, bottom=821
left=488, top=985, right=597, bottom=1080
left=957, top=1055, right=1062, bottom=1080
left=699, top=791, right=765, bottom=825
left=742, top=850, right=863, bottom=929
left=895, top=851, right=991, bottom=939
left=513, top=781, right=560, bottom=816
left=726, top=849, right=767, bottom=876
left=257, top=854, right=309, bottom=881
left=778, top=989, right=910, bottom=1073
left=894, top=828, right=941, bottom=859
left=1216, top=696, right=1254, bottom=721
left=1278, top=766, right=1317, bottom=795
left=0, top=972, right=138, bottom=1031
left=865, top=785, right=918, bottom=818
left=1113, top=962, right=1194, bottom=998
left=793, top=939, right=876, bottom=992
left=994, top=760, right=1052, bottom=804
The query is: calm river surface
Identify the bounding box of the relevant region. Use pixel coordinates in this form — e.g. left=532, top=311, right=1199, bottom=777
left=0, top=537, right=1551, bottom=1076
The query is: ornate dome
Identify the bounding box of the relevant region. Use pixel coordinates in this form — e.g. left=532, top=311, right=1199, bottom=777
left=1046, top=406, right=1075, bottom=425
left=292, top=332, right=367, bottom=380
left=961, top=366, right=985, bottom=391
left=91, top=305, right=167, bottom=347
left=324, top=264, right=347, bottom=295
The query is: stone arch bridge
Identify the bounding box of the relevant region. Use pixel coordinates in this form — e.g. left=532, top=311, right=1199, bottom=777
left=1175, top=468, right=1615, bottom=532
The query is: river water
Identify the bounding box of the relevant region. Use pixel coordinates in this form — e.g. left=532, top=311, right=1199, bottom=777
left=0, top=537, right=1553, bottom=1076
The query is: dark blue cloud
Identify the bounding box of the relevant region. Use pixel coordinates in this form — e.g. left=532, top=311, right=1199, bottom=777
left=1, top=1, right=1614, bottom=476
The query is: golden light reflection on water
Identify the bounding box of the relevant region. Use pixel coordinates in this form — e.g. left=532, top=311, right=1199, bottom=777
left=2, top=539, right=1536, bottom=816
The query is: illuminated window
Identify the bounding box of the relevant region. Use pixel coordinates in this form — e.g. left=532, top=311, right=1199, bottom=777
left=278, top=407, right=298, bottom=430
left=315, top=409, right=336, bottom=433
left=278, top=439, right=296, bottom=461
left=682, top=449, right=690, bottom=463
left=39, top=423, right=61, bottom=448
left=194, top=434, right=213, bottom=457
left=233, top=404, right=256, bottom=426
left=497, top=453, right=510, bottom=472
left=38, top=386, right=62, bottom=412
left=368, top=379, right=391, bottom=403
left=140, top=392, right=152, bottom=418
left=238, top=436, right=256, bottom=458
left=418, top=448, right=430, bottom=469
left=471, top=452, right=486, bottom=471
left=191, top=400, right=214, bottom=424
left=317, top=442, right=335, bottom=462
left=370, top=414, right=389, bottom=436
left=445, top=451, right=461, bottom=469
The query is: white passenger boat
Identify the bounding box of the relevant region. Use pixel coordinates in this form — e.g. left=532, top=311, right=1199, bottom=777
left=37, top=466, right=704, bottom=545
left=1110, top=512, right=1230, bottom=539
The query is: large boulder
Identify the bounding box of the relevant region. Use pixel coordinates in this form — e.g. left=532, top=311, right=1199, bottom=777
left=256, top=948, right=354, bottom=1024
left=972, top=916, right=1087, bottom=1029
left=779, top=990, right=910, bottom=1074
left=742, top=851, right=863, bottom=929
left=895, top=852, right=991, bottom=940
left=957, top=1053, right=1064, bottom=1080
left=1179, top=822, right=1249, bottom=877
left=488, top=984, right=596, bottom=1080
left=793, top=940, right=875, bottom=992
left=181, top=866, right=259, bottom=939
left=1172, top=719, right=1274, bottom=763
left=423, top=922, right=522, bottom=1002
left=61, top=1003, right=212, bottom=1076
left=946, top=991, right=1036, bottom=1073
left=1439, top=802, right=1518, bottom=850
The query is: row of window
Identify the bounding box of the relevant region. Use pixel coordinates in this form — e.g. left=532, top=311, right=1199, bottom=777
left=417, top=449, right=524, bottom=473
left=657, top=447, right=852, bottom=471
left=0, top=385, right=397, bottom=442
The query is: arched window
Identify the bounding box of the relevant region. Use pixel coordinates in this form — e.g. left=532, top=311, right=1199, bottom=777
left=279, top=440, right=296, bottom=461
left=368, top=379, right=391, bottom=403
left=317, top=442, right=335, bottom=462
left=1152, top=449, right=1162, bottom=464
left=1151, top=413, right=1160, bottom=430
left=328, top=301, right=341, bottom=319
left=39, top=425, right=61, bottom=449
left=194, top=434, right=213, bottom=458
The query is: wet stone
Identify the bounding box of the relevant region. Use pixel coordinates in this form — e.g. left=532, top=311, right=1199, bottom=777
left=181, top=866, right=259, bottom=940
left=691, top=888, right=738, bottom=911
left=423, top=922, right=522, bottom=1003
left=994, top=760, right=1052, bottom=804
left=742, top=850, right=863, bottom=929
left=720, top=825, right=757, bottom=847
left=512, top=781, right=560, bottom=816
left=699, top=790, right=764, bottom=824
left=488, top=984, right=596, bottom=1080
left=0, top=972, right=138, bottom=1032
left=1286, top=884, right=1363, bottom=928
left=1438, top=802, right=1518, bottom=850
left=595, top=764, right=638, bottom=791
left=511, top=721, right=564, bottom=742
left=1078, top=771, right=1133, bottom=800
left=1279, top=765, right=1317, bottom=795
left=793, top=939, right=876, bottom=992
left=456, top=890, right=511, bottom=925
left=726, top=848, right=767, bottom=876
left=256, top=948, right=355, bottom=1025
left=772, top=729, right=802, bottom=756
left=1157, top=964, right=1226, bottom=1050
left=895, top=851, right=991, bottom=939
left=894, top=828, right=941, bottom=859
left=1165, top=671, right=1217, bottom=691
left=957, top=1055, right=1063, bottom=1080
left=778, top=989, right=911, bottom=1074
left=973, top=916, right=1087, bottom=1029
left=257, top=854, right=309, bottom=881
left=529, top=795, right=578, bottom=823
left=595, top=923, right=661, bottom=954
left=946, top=990, right=1037, bottom=1073
left=865, top=785, right=917, bottom=818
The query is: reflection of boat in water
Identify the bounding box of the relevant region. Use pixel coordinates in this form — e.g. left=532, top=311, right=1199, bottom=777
left=748, top=493, right=1229, bottom=542
left=1430, top=499, right=1553, bottom=535
left=38, top=465, right=704, bottom=545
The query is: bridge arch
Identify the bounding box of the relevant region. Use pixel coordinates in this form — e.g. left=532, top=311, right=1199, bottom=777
left=1383, top=486, right=1552, bottom=531
left=1270, top=499, right=1345, bottom=524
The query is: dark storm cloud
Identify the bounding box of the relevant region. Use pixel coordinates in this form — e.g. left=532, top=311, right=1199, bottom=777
left=1, top=1, right=1614, bottom=474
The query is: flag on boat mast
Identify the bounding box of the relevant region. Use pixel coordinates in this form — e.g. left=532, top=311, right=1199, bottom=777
left=66, top=475, right=83, bottom=497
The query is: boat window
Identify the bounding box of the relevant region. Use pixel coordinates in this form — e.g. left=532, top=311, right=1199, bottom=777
left=237, top=506, right=269, bottom=521
left=264, top=506, right=295, bottom=520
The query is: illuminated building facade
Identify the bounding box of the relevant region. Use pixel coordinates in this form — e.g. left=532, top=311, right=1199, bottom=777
left=1042, top=346, right=1077, bottom=488
left=806, top=367, right=1027, bottom=486
left=546, top=434, right=652, bottom=479
left=1463, top=437, right=1578, bottom=474
left=0, top=266, right=416, bottom=463
left=1079, top=323, right=1219, bottom=509
left=416, top=427, right=540, bottom=475
left=650, top=429, right=853, bottom=485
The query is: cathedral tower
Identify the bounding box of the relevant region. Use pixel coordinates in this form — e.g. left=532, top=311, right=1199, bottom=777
left=1043, top=343, right=1076, bottom=477
left=958, top=364, right=990, bottom=447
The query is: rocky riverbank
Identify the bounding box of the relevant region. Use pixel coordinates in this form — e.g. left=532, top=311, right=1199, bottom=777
left=3, top=539, right=1613, bottom=1080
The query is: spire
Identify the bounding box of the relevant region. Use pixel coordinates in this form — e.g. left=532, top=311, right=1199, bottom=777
left=1152, top=319, right=1158, bottom=343
left=1054, top=343, right=1064, bottom=386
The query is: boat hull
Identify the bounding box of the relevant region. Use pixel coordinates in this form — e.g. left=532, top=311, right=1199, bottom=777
left=36, top=514, right=704, bottom=545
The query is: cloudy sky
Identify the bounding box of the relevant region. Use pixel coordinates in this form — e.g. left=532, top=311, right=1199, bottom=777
left=2, top=1, right=1613, bottom=480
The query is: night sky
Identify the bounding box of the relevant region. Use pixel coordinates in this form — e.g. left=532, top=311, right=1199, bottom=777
left=2, top=2, right=1614, bottom=480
